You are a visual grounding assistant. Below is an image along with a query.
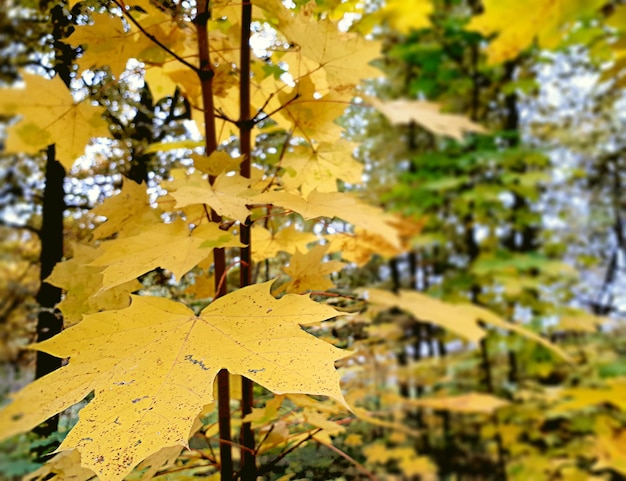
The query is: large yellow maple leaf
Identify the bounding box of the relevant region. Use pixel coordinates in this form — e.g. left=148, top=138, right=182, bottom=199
left=0, top=73, right=109, bottom=168
left=467, top=0, right=604, bottom=64
left=0, top=282, right=348, bottom=481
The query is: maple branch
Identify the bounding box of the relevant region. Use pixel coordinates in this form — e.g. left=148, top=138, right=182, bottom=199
left=312, top=436, right=379, bottom=481
left=215, top=259, right=250, bottom=296
left=187, top=447, right=217, bottom=464
left=214, top=108, right=237, bottom=125
left=262, top=129, right=293, bottom=193
left=254, top=424, right=274, bottom=455
left=238, top=2, right=256, bottom=478
left=256, top=93, right=300, bottom=123
left=111, top=0, right=199, bottom=73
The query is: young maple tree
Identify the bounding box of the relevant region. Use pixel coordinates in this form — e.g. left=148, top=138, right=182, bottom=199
left=1, top=0, right=618, bottom=480
left=0, top=1, right=406, bottom=479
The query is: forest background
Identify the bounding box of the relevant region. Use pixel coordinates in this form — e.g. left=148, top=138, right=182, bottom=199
left=0, top=0, right=626, bottom=480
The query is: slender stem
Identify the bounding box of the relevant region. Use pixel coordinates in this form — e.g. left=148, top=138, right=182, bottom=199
left=237, top=2, right=256, bottom=480
left=312, top=436, right=379, bottom=481
left=111, top=0, right=199, bottom=73
left=254, top=424, right=274, bottom=455
left=257, top=428, right=323, bottom=475
left=194, top=2, right=233, bottom=479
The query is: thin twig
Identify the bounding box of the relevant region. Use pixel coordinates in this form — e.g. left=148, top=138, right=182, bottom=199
left=255, top=93, right=300, bottom=123
left=257, top=428, right=323, bottom=475
left=111, top=0, right=199, bottom=73
left=254, top=424, right=274, bottom=455
left=215, top=259, right=250, bottom=296
left=312, top=436, right=379, bottom=481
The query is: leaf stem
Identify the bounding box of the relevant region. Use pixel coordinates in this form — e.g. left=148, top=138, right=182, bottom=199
left=312, top=436, right=379, bottom=481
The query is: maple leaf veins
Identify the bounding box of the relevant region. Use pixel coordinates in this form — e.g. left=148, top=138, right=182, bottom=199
left=0, top=282, right=349, bottom=481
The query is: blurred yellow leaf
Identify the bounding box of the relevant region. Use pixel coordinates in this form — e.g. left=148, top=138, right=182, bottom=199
left=252, top=225, right=318, bottom=263
left=362, top=288, right=485, bottom=342
left=403, top=392, right=509, bottom=414
left=369, top=97, right=486, bottom=141
left=354, top=0, right=432, bottom=34
left=0, top=73, right=108, bottom=168
left=257, top=190, right=401, bottom=248
left=326, top=228, right=401, bottom=266
left=467, top=0, right=604, bottom=64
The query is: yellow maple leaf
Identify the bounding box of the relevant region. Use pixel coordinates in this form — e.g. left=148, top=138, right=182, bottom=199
left=89, top=219, right=243, bottom=291
left=68, top=14, right=153, bottom=77
left=268, top=6, right=382, bottom=92
left=0, top=282, right=348, bottom=481
left=281, top=141, right=363, bottom=196
left=368, top=97, right=486, bottom=141
left=467, top=0, right=605, bottom=64
left=46, top=243, right=141, bottom=326
left=164, top=170, right=255, bottom=223
left=303, top=407, right=345, bottom=444
left=184, top=273, right=216, bottom=300
left=23, top=450, right=93, bottom=481
left=256, top=189, right=402, bottom=249
left=282, top=244, right=345, bottom=294
left=91, top=178, right=159, bottom=240
left=0, top=73, right=109, bottom=168
left=191, top=151, right=243, bottom=177
left=276, top=77, right=349, bottom=143
left=459, top=303, right=573, bottom=362
left=251, top=224, right=318, bottom=263
left=242, top=394, right=285, bottom=427
left=344, top=433, right=363, bottom=447
left=326, top=228, right=401, bottom=266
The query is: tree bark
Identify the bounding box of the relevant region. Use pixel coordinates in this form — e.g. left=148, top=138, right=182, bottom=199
left=34, top=145, right=65, bottom=438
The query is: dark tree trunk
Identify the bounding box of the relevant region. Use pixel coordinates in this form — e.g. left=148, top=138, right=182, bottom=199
left=34, top=145, right=65, bottom=438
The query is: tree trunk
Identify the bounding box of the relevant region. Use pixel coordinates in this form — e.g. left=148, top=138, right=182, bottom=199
left=34, top=145, right=65, bottom=438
